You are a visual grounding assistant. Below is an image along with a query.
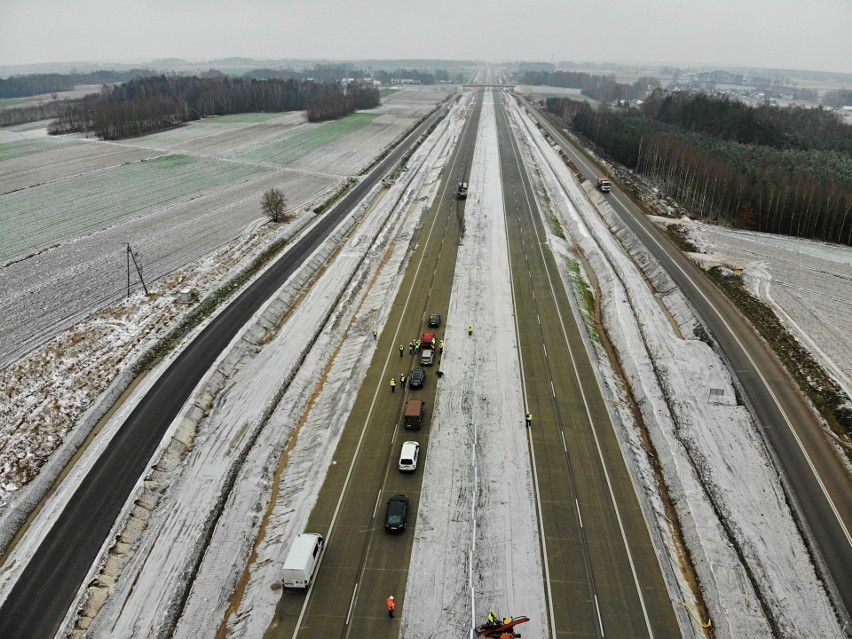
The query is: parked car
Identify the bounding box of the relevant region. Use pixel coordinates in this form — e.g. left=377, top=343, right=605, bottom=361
left=398, top=441, right=420, bottom=471
left=384, top=494, right=410, bottom=532
left=409, top=368, right=426, bottom=388
left=281, top=533, right=324, bottom=589
left=404, top=399, right=425, bottom=429
left=420, top=348, right=434, bottom=366
left=428, top=313, right=441, bottom=327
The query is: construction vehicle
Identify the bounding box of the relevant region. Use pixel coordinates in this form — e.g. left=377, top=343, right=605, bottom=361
left=475, top=615, right=529, bottom=638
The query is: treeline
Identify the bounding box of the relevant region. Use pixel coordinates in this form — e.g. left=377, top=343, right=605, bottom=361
left=522, top=70, right=660, bottom=103
left=0, top=69, right=151, bottom=98
left=546, top=92, right=852, bottom=245
left=372, top=68, right=450, bottom=84
left=0, top=101, right=66, bottom=127
left=48, top=75, right=380, bottom=139
left=0, top=74, right=74, bottom=98
left=824, top=89, right=852, bottom=108
left=242, top=66, right=452, bottom=85
left=641, top=90, right=852, bottom=154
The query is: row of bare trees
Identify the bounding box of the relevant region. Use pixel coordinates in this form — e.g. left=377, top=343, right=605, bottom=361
left=522, top=70, right=660, bottom=103
left=47, top=76, right=380, bottom=139
left=0, top=74, right=73, bottom=98
left=638, top=133, right=852, bottom=243
left=547, top=95, right=852, bottom=245
left=0, top=101, right=65, bottom=127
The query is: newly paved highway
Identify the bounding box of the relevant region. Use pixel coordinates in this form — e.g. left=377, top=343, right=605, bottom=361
left=522, top=95, right=852, bottom=620
left=267, top=89, right=683, bottom=639
left=266, top=91, right=482, bottom=639
left=494, top=92, right=680, bottom=637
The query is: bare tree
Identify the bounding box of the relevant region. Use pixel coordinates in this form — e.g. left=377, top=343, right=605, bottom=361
left=261, top=188, right=288, bottom=222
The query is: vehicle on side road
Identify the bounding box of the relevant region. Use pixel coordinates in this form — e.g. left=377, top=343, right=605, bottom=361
left=384, top=494, right=410, bottom=532
left=398, top=441, right=420, bottom=471
left=596, top=177, right=612, bottom=192
left=281, top=533, right=324, bottom=589
left=457, top=182, right=468, bottom=199
left=409, top=368, right=426, bottom=388
left=404, top=399, right=425, bottom=429
left=428, top=313, right=441, bottom=327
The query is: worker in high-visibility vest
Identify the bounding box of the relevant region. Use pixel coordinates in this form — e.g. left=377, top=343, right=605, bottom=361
left=390, top=378, right=396, bottom=393
left=387, top=595, right=395, bottom=617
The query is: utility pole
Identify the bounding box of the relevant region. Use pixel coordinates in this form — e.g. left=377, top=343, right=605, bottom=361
left=126, top=243, right=149, bottom=297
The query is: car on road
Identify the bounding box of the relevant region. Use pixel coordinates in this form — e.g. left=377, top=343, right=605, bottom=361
left=428, top=313, right=441, bottom=327
left=384, top=494, right=410, bottom=532
left=398, top=441, right=420, bottom=471
left=409, top=368, right=425, bottom=388
left=420, top=348, right=434, bottom=366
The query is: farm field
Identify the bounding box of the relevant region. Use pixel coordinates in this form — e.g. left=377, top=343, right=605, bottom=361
left=684, top=222, right=852, bottom=400
left=241, top=112, right=381, bottom=167
left=0, top=135, right=159, bottom=196
left=2, top=154, right=272, bottom=264
left=0, top=136, right=79, bottom=163
left=0, top=85, right=453, bottom=365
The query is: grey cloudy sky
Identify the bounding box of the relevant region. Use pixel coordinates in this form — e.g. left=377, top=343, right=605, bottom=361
left=1, top=0, right=850, bottom=73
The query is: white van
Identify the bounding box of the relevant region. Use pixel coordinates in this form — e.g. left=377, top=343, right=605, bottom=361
left=399, top=441, right=420, bottom=471
left=282, top=533, right=324, bottom=589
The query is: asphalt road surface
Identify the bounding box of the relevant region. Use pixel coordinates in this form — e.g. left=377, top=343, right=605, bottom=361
left=267, top=89, right=684, bottom=639
left=0, top=99, right=453, bottom=639
left=494, top=92, right=681, bottom=638
left=265, top=91, right=483, bottom=639
left=521, top=95, right=852, bottom=621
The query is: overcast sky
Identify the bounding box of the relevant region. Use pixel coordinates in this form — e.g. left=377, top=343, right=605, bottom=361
left=1, top=0, right=850, bottom=74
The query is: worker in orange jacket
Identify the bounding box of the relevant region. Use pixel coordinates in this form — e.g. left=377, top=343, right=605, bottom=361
left=387, top=595, right=395, bottom=618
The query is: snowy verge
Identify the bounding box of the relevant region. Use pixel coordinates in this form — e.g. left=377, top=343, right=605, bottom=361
left=57, top=96, right=469, bottom=637
left=402, top=91, right=548, bottom=638
left=0, top=209, right=318, bottom=533
left=508, top=97, right=838, bottom=637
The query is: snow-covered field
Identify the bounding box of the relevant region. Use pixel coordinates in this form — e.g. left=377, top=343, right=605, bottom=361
left=509, top=96, right=836, bottom=637
left=0, top=87, right=450, bottom=368
left=0, top=84, right=845, bottom=638
left=678, top=222, right=852, bottom=403
left=0, top=86, right=451, bottom=515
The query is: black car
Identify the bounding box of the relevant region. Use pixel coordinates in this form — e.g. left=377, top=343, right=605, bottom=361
left=428, top=313, right=441, bottom=327
left=384, top=494, right=409, bottom=532
left=409, top=368, right=425, bottom=388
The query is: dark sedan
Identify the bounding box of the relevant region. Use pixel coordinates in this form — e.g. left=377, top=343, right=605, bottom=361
left=409, top=368, right=425, bottom=388
left=428, top=313, right=441, bottom=327
left=384, top=494, right=410, bottom=532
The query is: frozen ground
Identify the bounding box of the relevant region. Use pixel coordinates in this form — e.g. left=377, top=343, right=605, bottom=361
left=0, top=87, right=451, bottom=511
left=508, top=95, right=836, bottom=637
left=0, top=87, right=451, bottom=367
left=0, top=86, right=844, bottom=639
left=677, top=222, right=852, bottom=403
